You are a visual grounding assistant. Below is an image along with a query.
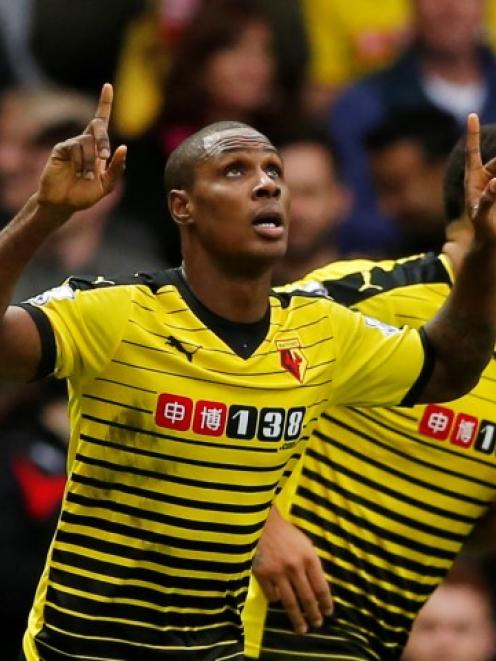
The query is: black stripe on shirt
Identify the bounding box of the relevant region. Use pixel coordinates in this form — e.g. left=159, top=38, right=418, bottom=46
left=322, top=253, right=452, bottom=307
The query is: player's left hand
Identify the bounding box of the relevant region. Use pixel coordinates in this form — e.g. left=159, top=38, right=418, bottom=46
left=465, top=113, right=496, bottom=242
left=252, top=505, right=333, bottom=634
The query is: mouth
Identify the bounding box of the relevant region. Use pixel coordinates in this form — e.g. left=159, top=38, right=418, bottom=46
left=251, top=210, right=285, bottom=239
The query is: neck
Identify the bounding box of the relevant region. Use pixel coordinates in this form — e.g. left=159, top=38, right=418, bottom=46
left=181, top=256, right=272, bottom=322
left=441, top=218, right=473, bottom=276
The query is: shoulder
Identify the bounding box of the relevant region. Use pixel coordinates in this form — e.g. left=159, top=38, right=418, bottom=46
left=22, top=268, right=182, bottom=319
left=291, top=253, right=451, bottom=308
left=63, top=268, right=180, bottom=295
left=271, top=282, right=333, bottom=309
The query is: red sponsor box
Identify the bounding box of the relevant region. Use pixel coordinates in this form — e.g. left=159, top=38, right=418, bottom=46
left=193, top=400, right=227, bottom=436
left=450, top=413, right=479, bottom=447
left=419, top=405, right=455, bottom=440
left=155, top=393, right=193, bottom=431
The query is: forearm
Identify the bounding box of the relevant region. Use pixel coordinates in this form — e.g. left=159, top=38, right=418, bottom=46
left=422, top=240, right=496, bottom=401
left=0, top=194, right=70, bottom=317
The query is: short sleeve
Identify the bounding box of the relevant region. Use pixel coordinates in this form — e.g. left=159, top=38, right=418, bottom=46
left=21, top=280, right=133, bottom=383
left=329, top=303, right=427, bottom=407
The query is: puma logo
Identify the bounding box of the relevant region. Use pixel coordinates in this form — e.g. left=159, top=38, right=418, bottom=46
left=166, top=336, right=198, bottom=362
left=92, top=276, right=116, bottom=286
left=358, top=271, right=383, bottom=292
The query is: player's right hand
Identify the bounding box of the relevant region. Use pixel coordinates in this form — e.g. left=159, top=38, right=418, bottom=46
left=36, top=83, right=126, bottom=216
left=253, top=505, right=333, bottom=634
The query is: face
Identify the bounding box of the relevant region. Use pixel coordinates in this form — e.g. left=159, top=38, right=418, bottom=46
left=280, top=143, right=347, bottom=259
left=370, top=140, right=445, bottom=242
left=0, top=96, right=52, bottom=213
left=173, top=128, right=289, bottom=272
left=415, top=0, right=484, bottom=56
left=402, top=584, right=496, bottom=661
left=203, top=21, right=275, bottom=115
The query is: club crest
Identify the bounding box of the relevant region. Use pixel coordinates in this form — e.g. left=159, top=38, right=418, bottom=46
left=276, top=337, right=307, bottom=383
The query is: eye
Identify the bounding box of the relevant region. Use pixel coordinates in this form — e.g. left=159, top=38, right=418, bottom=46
left=266, top=164, right=282, bottom=179
left=224, top=162, right=245, bottom=177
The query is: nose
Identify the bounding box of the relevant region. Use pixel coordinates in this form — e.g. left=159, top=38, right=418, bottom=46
left=252, top=170, right=281, bottom=199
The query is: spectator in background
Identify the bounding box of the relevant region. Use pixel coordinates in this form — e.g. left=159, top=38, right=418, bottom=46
left=0, top=86, right=164, bottom=301
left=0, top=0, right=141, bottom=94
left=0, top=5, right=17, bottom=91
left=301, top=0, right=412, bottom=121
left=113, top=0, right=200, bottom=142
left=0, top=88, right=95, bottom=226
left=401, top=556, right=496, bottom=661
left=365, top=107, right=460, bottom=255
left=121, top=0, right=302, bottom=267
left=0, top=0, right=46, bottom=85
left=0, top=379, right=68, bottom=661
left=29, top=0, right=142, bottom=95
left=329, top=0, right=496, bottom=257
left=113, top=0, right=308, bottom=142
left=272, top=131, right=349, bottom=285
left=159, top=0, right=287, bottom=153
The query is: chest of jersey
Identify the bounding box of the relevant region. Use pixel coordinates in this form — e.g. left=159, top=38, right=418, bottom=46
left=72, top=288, right=339, bottom=501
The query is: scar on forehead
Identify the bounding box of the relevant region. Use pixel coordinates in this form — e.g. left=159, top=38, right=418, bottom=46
left=202, top=128, right=276, bottom=159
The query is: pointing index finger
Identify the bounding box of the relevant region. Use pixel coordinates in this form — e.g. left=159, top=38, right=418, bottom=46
left=83, top=83, right=113, bottom=160
left=465, top=112, right=483, bottom=213
left=94, top=83, right=113, bottom=129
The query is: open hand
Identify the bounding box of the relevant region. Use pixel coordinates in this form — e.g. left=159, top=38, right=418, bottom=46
left=253, top=505, right=333, bottom=634
left=37, top=83, right=126, bottom=214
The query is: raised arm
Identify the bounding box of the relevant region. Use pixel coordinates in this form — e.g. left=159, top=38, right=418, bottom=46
left=0, top=83, right=126, bottom=382
left=419, top=113, right=496, bottom=402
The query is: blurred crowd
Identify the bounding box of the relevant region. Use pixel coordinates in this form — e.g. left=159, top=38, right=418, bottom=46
left=1, top=1, right=496, bottom=658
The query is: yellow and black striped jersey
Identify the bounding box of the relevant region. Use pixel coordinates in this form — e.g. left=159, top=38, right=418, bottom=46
left=243, top=253, right=496, bottom=661
left=18, top=267, right=426, bottom=661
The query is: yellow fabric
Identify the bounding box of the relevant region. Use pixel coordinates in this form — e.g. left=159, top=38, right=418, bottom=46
left=486, top=0, right=496, bottom=49
left=113, top=13, right=170, bottom=138
left=303, top=0, right=496, bottom=90
left=302, top=0, right=412, bottom=88
left=21, top=270, right=424, bottom=659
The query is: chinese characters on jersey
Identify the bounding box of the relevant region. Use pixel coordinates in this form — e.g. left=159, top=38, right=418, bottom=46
left=155, top=393, right=306, bottom=441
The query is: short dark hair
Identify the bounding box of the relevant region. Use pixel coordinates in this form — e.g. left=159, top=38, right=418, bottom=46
left=444, top=123, right=496, bottom=223
left=164, top=120, right=256, bottom=194
left=365, top=106, right=460, bottom=163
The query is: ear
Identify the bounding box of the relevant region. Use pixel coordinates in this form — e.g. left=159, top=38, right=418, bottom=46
left=168, top=189, right=194, bottom=226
